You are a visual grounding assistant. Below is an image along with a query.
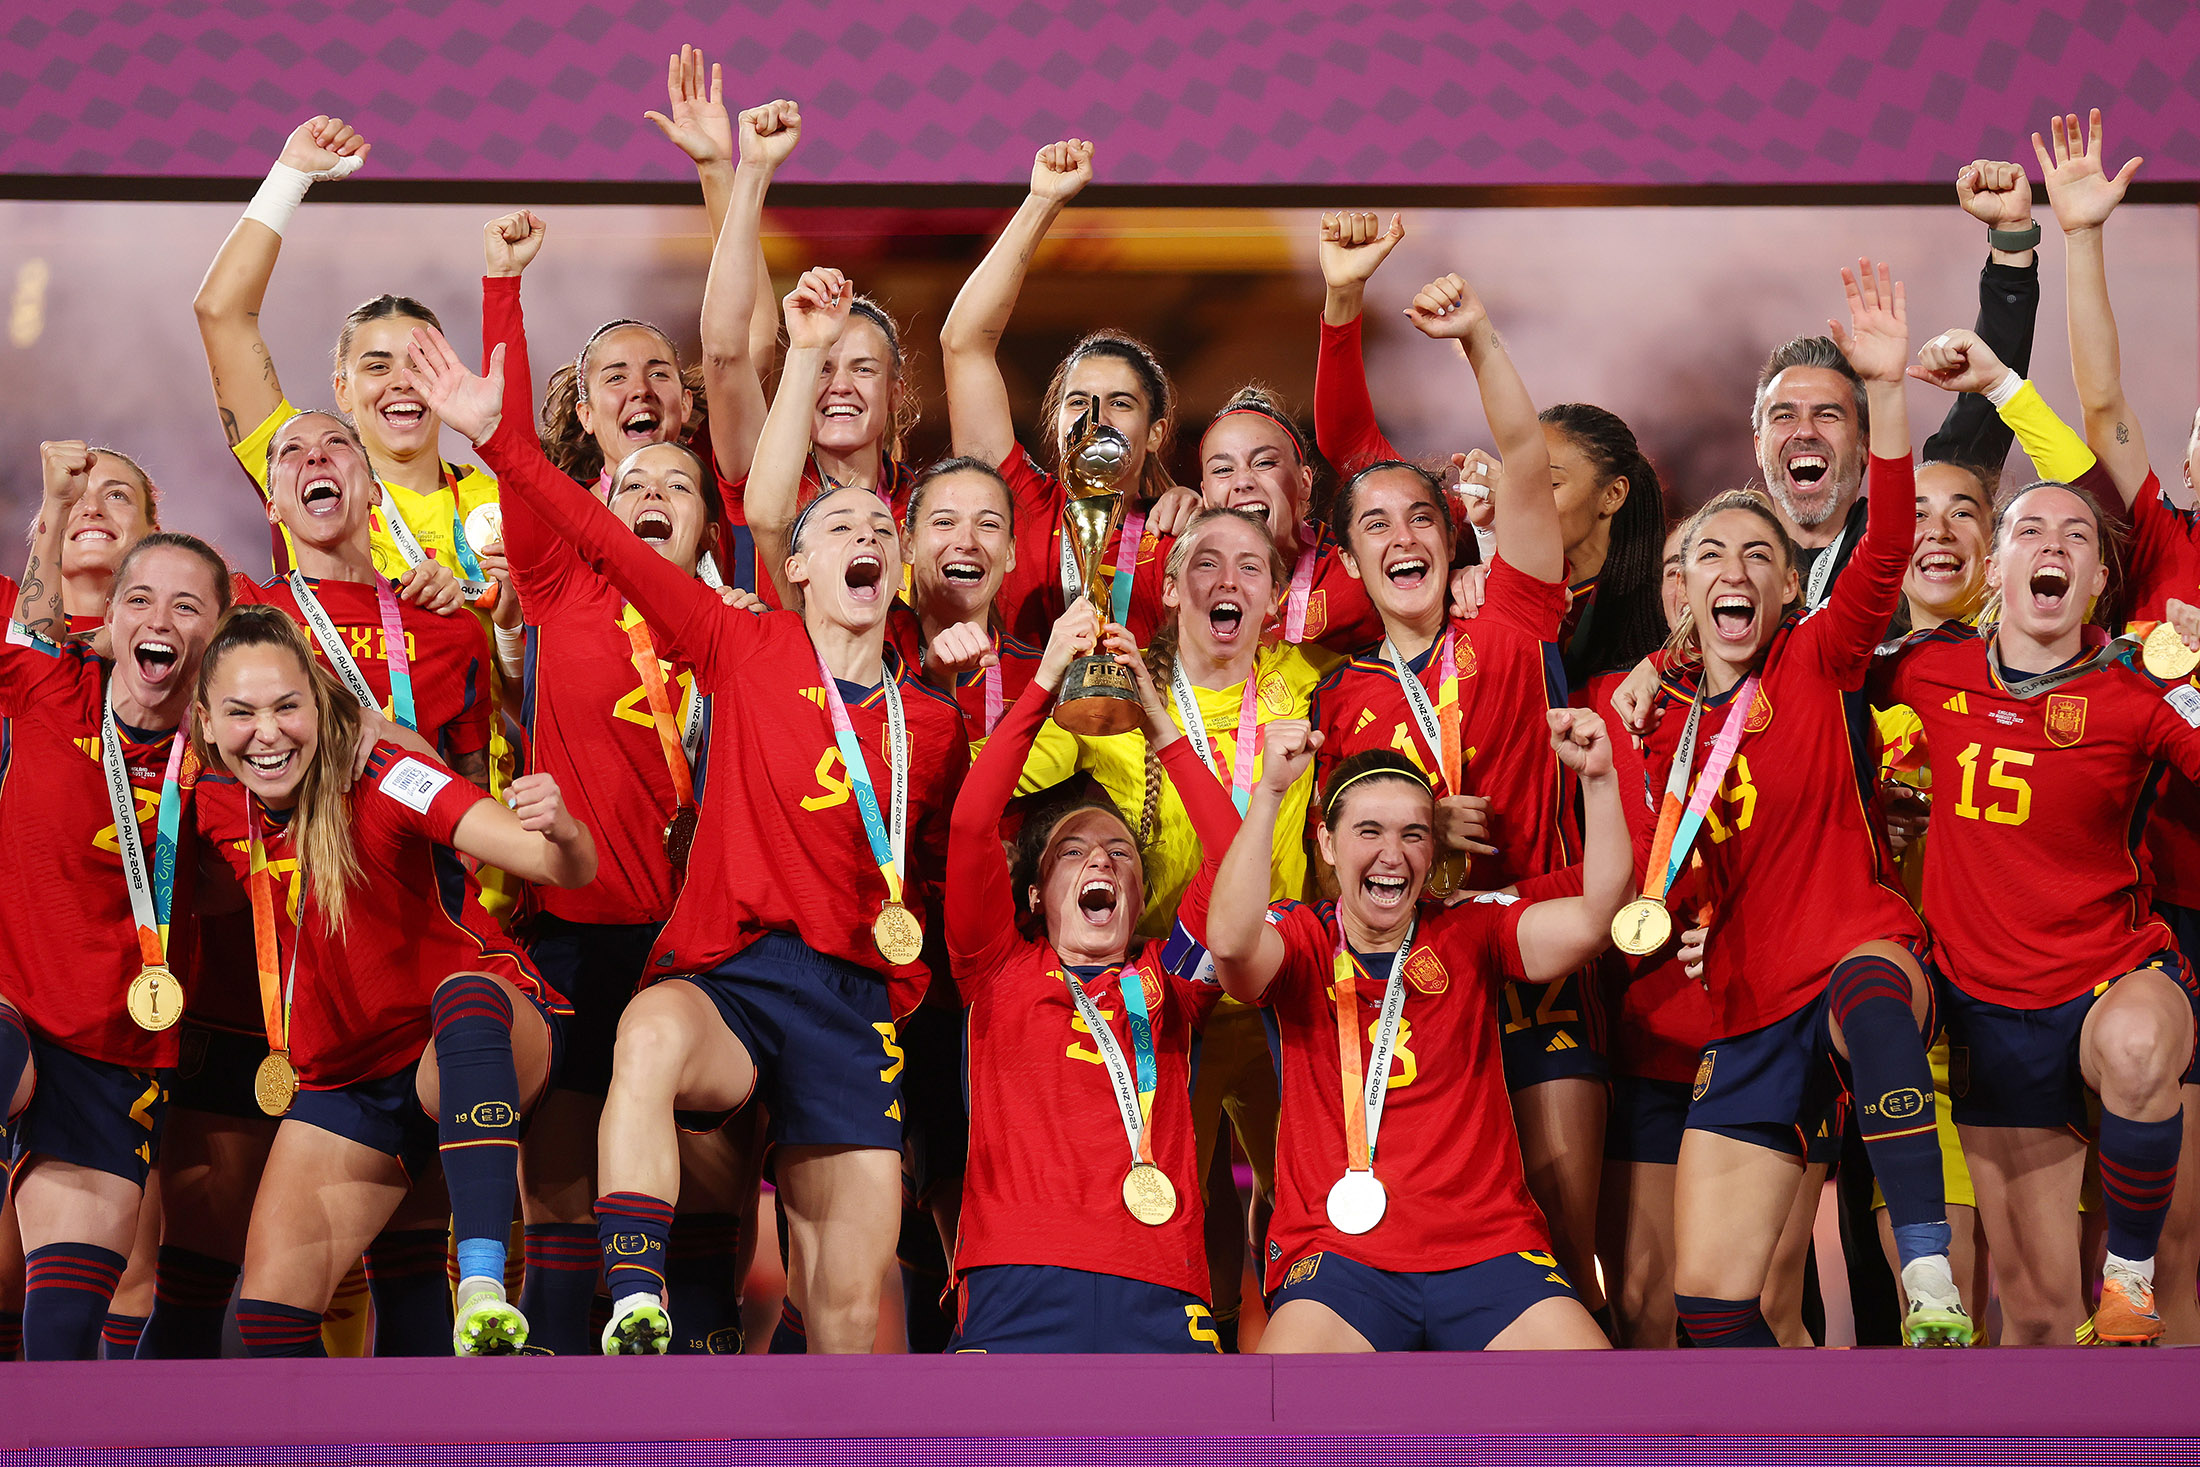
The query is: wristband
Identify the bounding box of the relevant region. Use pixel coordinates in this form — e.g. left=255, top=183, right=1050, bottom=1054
left=1984, top=371, right=2024, bottom=409
left=493, top=619, right=527, bottom=681
left=1987, top=221, right=2041, bottom=253
left=241, top=155, right=364, bottom=237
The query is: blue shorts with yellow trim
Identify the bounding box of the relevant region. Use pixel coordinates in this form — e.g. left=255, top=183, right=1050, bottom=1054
left=9, top=1036, right=165, bottom=1185
left=1269, top=1248, right=1578, bottom=1352
left=671, top=933, right=904, bottom=1151
left=1685, top=979, right=1889, bottom=1163
left=951, top=1264, right=1220, bottom=1354
left=1941, top=949, right=2200, bottom=1134
left=1498, top=971, right=1607, bottom=1089
left=1605, top=1074, right=1692, bottom=1166
left=168, top=1020, right=269, bottom=1124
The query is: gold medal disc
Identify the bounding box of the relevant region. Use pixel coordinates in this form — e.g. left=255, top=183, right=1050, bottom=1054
left=2144, top=621, right=2200, bottom=683
left=1122, top=1162, right=1178, bottom=1226
left=663, top=806, right=699, bottom=869
left=872, top=902, right=925, bottom=966
left=254, top=1051, right=298, bottom=1117
left=1611, top=897, right=1673, bottom=957
left=126, top=965, right=183, bottom=1032
left=1426, top=852, right=1464, bottom=897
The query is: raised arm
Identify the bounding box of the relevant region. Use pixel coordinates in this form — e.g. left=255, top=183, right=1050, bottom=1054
left=1313, top=211, right=1407, bottom=473
left=480, top=210, right=547, bottom=452
left=746, top=268, right=852, bottom=606
left=1910, top=327, right=2103, bottom=490
left=450, top=771, right=596, bottom=889
left=1202, top=721, right=1314, bottom=1005
left=1404, top=272, right=1562, bottom=585
left=940, top=140, right=1093, bottom=467
left=405, top=327, right=737, bottom=684
left=697, top=94, right=800, bottom=486
left=1921, top=159, right=2040, bottom=471
left=2035, top=108, right=2150, bottom=500
left=1513, top=709, right=1628, bottom=981
left=1813, top=258, right=1914, bottom=678
left=13, top=442, right=90, bottom=644
left=192, top=117, right=368, bottom=448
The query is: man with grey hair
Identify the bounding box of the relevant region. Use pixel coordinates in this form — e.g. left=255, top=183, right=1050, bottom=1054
left=1752, top=338, right=1872, bottom=608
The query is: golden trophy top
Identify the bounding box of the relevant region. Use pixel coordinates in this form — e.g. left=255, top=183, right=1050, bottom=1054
left=1058, top=406, right=1135, bottom=612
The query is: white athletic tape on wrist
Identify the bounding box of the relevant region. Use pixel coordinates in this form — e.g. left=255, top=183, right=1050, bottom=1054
left=242, top=155, right=364, bottom=237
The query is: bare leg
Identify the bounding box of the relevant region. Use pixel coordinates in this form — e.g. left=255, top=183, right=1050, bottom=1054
left=1513, top=1075, right=1608, bottom=1314
left=775, top=1144, right=901, bottom=1353
left=1762, top=1162, right=1828, bottom=1346
left=1962, top=1122, right=2086, bottom=1345
left=1600, top=1158, right=1678, bottom=1347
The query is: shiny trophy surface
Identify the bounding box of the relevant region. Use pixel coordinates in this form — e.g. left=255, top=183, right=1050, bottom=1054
left=1052, top=409, right=1142, bottom=735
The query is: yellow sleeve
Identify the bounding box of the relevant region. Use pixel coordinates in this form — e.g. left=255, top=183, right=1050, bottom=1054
left=1998, top=381, right=2098, bottom=484
left=1015, top=719, right=1086, bottom=796
left=230, top=398, right=296, bottom=496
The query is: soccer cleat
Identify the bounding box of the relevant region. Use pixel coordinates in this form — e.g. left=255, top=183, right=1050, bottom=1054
left=601, top=1293, right=672, bottom=1356
left=452, top=1276, right=529, bottom=1356
left=2078, top=1266, right=2163, bottom=1346
left=1899, top=1264, right=1974, bottom=1348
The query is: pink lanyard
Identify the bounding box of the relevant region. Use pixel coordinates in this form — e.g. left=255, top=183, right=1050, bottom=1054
left=1283, top=541, right=1318, bottom=643
left=981, top=640, right=1003, bottom=737
left=1171, top=659, right=1262, bottom=815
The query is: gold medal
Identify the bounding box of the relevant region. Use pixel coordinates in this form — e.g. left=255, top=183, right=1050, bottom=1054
left=1426, top=852, right=1464, bottom=897
left=872, top=901, right=925, bottom=966
left=254, top=1051, right=298, bottom=1117
left=1121, top=1161, right=1178, bottom=1226
left=126, top=965, right=183, bottom=1032
left=2144, top=621, right=2200, bottom=683
left=1611, top=897, right=1673, bottom=957
left=663, top=806, right=699, bottom=869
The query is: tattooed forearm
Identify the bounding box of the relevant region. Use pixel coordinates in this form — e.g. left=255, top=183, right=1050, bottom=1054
left=221, top=407, right=241, bottom=447
left=2116, top=421, right=2130, bottom=445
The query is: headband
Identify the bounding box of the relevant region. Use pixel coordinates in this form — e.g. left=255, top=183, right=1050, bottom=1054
left=1322, top=760, right=1432, bottom=820
left=1208, top=401, right=1307, bottom=461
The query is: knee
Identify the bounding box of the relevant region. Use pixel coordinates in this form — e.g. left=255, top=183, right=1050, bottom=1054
left=608, top=1005, right=691, bottom=1097
left=2091, top=1001, right=2187, bottom=1093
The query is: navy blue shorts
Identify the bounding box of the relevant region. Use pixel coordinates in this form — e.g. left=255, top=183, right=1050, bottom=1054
left=1941, top=950, right=2200, bottom=1134
left=1269, top=1248, right=1578, bottom=1352
left=288, top=1062, right=442, bottom=1182
left=1685, top=985, right=1867, bottom=1163
left=1499, top=971, right=1607, bottom=1090
left=951, top=1265, right=1220, bottom=1354
left=8, top=1036, right=165, bottom=1185
left=672, top=933, right=904, bottom=1151
left=168, top=1021, right=269, bottom=1123
left=528, top=915, right=662, bottom=1097
left=1605, top=1074, right=1691, bottom=1165
left=898, top=1002, right=967, bottom=1205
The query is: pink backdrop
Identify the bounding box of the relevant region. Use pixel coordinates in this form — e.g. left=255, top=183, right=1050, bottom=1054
left=5, top=1, right=2200, bottom=186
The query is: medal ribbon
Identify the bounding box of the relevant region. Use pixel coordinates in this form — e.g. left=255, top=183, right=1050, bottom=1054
left=439, top=463, right=490, bottom=589
left=245, top=803, right=303, bottom=1060
left=624, top=611, right=700, bottom=815
left=814, top=650, right=910, bottom=907
left=1658, top=673, right=1760, bottom=893
left=1283, top=541, right=1318, bottom=644
left=1982, top=627, right=2141, bottom=699
left=1061, top=961, right=1161, bottom=1168
left=1383, top=633, right=1463, bottom=795
left=1331, top=914, right=1415, bottom=1171
left=1109, top=510, right=1147, bottom=626
left=1630, top=679, right=1709, bottom=909
left=1170, top=659, right=1261, bottom=815
left=100, top=687, right=188, bottom=973
left=376, top=479, right=489, bottom=601
left=287, top=571, right=417, bottom=731
left=1803, top=516, right=1853, bottom=610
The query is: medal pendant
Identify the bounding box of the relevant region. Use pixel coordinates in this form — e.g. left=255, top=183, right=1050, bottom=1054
left=872, top=902, right=925, bottom=966
left=1426, top=853, right=1464, bottom=897
left=254, top=1051, right=298, bottom=1117
left=663, top=806, right=699, bottom=869
left=126, top=965, right=183, bottom=1032
left=2144, top=621, right=2200, bottom=683
left=1325, top=1168, right=1388, bottom=1235
left=464, top=503, right=505, bottom=555
left=1121, top=1162, right=1178, bottom=1226
left=1611, top=897, right=1674, bottom=957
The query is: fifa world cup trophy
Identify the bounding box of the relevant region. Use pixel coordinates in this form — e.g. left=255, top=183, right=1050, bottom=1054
left=1051, top=405, right=1143, bottom=735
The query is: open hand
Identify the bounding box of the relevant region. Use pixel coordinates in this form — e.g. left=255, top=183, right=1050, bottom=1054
left=1829, top=257, right=1908, bottom=385
left=645, top=46, right=735, bottom=167
left=2033, top=108, right=2141, bottom=235
left=404, top=329, right=505, bottom=445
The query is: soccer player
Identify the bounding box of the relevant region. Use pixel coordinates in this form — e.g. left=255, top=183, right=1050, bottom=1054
left=3, top=495, right=233, bottom=1359
left=1312, top=213, right=1671, bottom=686
left=192, top=606, right=591, bottom=1356
left=940, top=139, right=1200, bottom=648
left=945, top=601, right=1238, bottom=1351
left=405, top=323, right=972, bottom=1356
left=1193, top=711, right=1624, bottom=1352
left=1613, top=260, right=1969, bottom=1347
left=28, top=446, right=159, bottom=633
left=1307, top=268, right=1606, bottom=1313
left=194, top=116, right=498, bottom=590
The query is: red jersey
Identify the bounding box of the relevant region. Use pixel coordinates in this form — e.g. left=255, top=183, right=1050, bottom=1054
left=1590, top=669, right=1715, bottom=1084
left=195, top=743, right=552, bottom=1087
left=883, top=603, right=1042, bottom=751
left=503, top=479, right=699, bottom=927
left=2102, top=470, right=2200, bottom=911
left=716, top=457, right=915, bottom=609
left=1870, top=623, right=2200, bottom=1009
left=1635, top=453, right=1921, bottom=1037
left=1187, top=887, right=1550, bottom=1290
left=235, top=574, right=491, bottom=764
left=1310, top=557, right=1572, bottom=888
left=947, top=679, right=1238, bottom=1295
left=1313, top=314, right=1398, bottom=477
left=0, top=633, right=201, bottom=1068
left=479, top=420, right=970, bottom=1019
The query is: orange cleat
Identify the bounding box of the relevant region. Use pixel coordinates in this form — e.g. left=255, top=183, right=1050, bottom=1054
left=2077, top=1269, right=2163, bottom=1346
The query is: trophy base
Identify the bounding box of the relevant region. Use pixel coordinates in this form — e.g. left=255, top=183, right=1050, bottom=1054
left=1053, top=654, right=1143, bottom=736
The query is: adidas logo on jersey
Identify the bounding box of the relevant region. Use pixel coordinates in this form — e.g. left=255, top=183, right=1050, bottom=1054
left=1545, top=1031, right=1578, bottom=1053
left=1942, top=693, right=1968, bottom=714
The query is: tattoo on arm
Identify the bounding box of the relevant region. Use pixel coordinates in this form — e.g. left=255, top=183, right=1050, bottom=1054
left=221, top=408, right=241, bottom=447
left=2116, top=421, right=2130, bottom=446
left=453, top=748, right=492, bottom=792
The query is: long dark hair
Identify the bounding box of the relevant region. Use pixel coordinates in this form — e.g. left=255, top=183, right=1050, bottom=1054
left=1540, top=403, right=1669, bottom=680
left=1036, top=330, right=1176, bottom=505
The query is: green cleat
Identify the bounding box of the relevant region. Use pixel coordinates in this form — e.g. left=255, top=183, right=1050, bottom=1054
left=453, top=1277, right=530, bottom=1356
left=601, top=1294, right=672, bottom=1356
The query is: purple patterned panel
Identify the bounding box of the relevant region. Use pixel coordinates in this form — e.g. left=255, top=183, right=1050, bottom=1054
left=4, top=2, right=2200, bottom=185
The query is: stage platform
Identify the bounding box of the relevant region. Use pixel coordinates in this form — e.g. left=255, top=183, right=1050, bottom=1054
left=5, top=1351, right=2199, bottom=1466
